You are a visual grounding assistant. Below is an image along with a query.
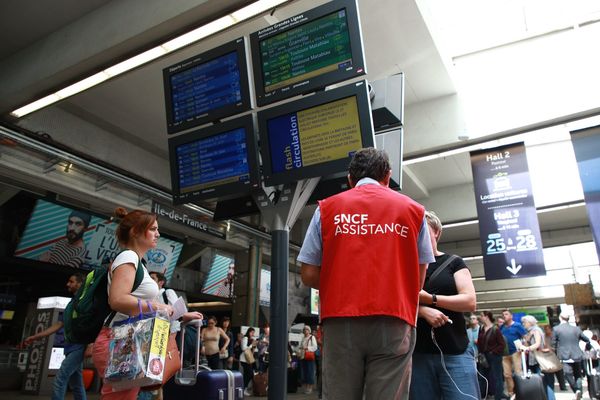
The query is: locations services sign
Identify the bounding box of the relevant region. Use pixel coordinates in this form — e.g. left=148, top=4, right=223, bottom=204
left=470, top=142, right=546, bottom=280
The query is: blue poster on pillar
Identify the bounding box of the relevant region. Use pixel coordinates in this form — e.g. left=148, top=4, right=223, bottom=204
left=470, top=142, right=546, bottom=280
left=570, top=125, right=600, bottom=261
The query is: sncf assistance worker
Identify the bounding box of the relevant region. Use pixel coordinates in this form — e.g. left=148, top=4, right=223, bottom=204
left=299, top=147, right=434, bottom=400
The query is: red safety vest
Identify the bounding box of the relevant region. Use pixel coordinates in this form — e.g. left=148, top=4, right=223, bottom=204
left=319, top=183, right=425, bottom=326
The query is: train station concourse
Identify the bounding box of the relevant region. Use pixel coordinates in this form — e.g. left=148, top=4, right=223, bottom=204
left=0, top=0, right=599, bottom=398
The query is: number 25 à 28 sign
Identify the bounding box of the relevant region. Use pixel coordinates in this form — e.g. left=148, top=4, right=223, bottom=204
left=470, top=142, right=546, bottom=280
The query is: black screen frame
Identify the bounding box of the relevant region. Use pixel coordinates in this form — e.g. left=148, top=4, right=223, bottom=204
left=250, top=0, right=366, bottom=107
left=257, top=80, right=374, bottom=187
left=168, top=115, right=260, bottom=204
left=163, top=38, right=252, bottom=134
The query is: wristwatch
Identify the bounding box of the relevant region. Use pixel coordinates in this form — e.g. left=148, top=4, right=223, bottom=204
left=431, top=293, right=438, bottom=306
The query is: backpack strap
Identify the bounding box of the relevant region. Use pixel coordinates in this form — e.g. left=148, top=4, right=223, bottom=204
left=162, top=289, right=169, bottom=305
left=427, top=254, right=458, bottom=286
left=105, top=251, right=146, bottom=326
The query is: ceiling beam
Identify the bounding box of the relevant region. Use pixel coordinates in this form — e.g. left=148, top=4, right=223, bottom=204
left=403, top=165, right=429, bottom=198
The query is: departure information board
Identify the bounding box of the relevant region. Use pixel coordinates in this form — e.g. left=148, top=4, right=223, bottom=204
left=176, top=127, right=250, bottom=193
left=260, top=9, right=352, bottom=93
left=267, top=95, right=361, bottom=173
left=169, top=51, right=242, bottom=125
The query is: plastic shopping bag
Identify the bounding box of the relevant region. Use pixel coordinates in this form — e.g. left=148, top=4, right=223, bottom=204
left=104, top=300, right=171, bottom=390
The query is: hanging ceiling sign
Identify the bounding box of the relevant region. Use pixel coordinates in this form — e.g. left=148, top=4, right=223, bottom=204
left=570, top=125, right=600, bottom=261
left=470, top=142, right=546, bottom=280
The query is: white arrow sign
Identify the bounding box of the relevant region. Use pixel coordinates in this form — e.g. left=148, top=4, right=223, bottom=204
left=506, top=258, right=522, bottom=275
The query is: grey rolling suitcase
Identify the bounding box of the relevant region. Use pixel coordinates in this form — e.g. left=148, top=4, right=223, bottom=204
left=162, top=320, right=244, bottom=400
left=512, top=351, right=547, bottom=400
left=586, top=355, right=600, bottom=400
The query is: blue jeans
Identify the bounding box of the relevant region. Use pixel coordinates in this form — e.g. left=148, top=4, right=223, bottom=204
left=484, top=352, right=506, bottom=400
left=300, top=359, right=316, bottom=385
left=52, top=346, right=86, bottom=400
left=410, top=350, right=480, bottom=400
left=530, top=364, right=556, bottom=400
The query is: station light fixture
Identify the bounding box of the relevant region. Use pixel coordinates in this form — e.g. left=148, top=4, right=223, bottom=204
left=10, top=0, right=289, bottom=118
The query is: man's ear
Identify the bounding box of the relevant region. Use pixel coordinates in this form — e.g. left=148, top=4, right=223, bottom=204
left=381, top=170, right=392, bottom=187
left=347, top=174, right=356, bottom=188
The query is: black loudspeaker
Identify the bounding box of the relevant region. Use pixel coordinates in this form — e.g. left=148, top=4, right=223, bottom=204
left=307, top=174, right=350, bottom=204
left=213, top=195, right=260, bottom=221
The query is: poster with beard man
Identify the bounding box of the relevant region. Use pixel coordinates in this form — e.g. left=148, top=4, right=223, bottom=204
left=15, top=200, right=96, bottom=269
left=14, top=200, right=183, bottom=275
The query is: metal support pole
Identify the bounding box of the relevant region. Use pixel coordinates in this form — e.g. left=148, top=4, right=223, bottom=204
left=268, top=227, right=289, bottom=400
left=247, top=240, right=261, bottom=326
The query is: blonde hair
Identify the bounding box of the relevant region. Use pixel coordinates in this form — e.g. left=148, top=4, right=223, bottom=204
left=425, top=210, right=442, bottom=239
left=521, top=315, right=538, bottom=326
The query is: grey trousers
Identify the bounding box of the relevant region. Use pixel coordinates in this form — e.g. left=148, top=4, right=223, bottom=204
left=322, top=316, right=415, bottom=400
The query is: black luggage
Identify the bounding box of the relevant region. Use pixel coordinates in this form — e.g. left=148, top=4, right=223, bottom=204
left=586, top=355, right=600, bottom=400
left=163, top=320, right=244, bottom=400
left=287, top=367, right=299, bottom=393
left=512, top=351, right=547, bottom=400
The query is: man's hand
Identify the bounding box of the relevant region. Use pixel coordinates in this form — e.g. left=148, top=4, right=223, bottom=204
left=22, top=336, right=37, bottom=347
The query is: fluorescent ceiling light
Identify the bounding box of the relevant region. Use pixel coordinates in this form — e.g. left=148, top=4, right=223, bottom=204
left=10, top=0, right=289, bottom=118
left=404, top=143, right=484, bottom=165
left=105, top=47, right=168, bottom=77
left=443, top=219, right=479, bottom=229
left=11, top=94, right=61, bottom=118
left=162, top=15, right=236, bottom=52
left=55, top=72, right=110, bottom=98
left=537, top=202, right=585, bottom=214
left=441, top=202, right=585, bottom=230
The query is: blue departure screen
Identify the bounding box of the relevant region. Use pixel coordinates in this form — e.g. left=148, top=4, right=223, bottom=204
left=169, top=51, right=242, bottom=124
left=176, top=128, right=250, bottom=193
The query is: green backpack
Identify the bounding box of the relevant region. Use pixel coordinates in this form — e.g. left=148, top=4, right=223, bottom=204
left=63, top=252, right=145, bottom=344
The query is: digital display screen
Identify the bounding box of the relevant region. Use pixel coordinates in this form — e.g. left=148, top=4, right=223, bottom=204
left=251, top=0, right=365, bottom=107
left=164, top=38, right=251, bottom=134
left=266, top=96, right=361, bottom=173
left=260, top=9, right=352, bottom=93
left=169, top=51, right=242, bottom=124
left=176, top=127, right=251, bottom=193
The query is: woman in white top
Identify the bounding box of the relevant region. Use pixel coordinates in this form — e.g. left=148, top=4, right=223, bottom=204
left=299, top=325, right=318, bottom=394
left=240, top=327, right=257, bottom=396
left=92, top=207, right=173, bottom=400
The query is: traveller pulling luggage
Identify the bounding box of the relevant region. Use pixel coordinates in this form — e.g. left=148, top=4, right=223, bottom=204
left=512, top=349, right=547, bottom=400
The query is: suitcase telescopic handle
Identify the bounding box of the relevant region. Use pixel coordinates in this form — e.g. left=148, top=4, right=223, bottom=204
left=586, top=351, right=597, bottom=376
left=520, top=349, right=529, bottom=378
left=177, top=319, right=205, bottom=382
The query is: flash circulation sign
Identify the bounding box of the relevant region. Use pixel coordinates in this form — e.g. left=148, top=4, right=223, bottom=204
left=470, top=143, right=546, bottom=280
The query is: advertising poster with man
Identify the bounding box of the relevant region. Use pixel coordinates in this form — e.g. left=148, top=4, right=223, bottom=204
left=15, top=200, right=182, bottom=278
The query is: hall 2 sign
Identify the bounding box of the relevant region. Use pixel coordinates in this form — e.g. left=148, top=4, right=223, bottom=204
left=470, top=143, right=546, bottom=280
